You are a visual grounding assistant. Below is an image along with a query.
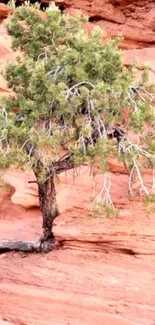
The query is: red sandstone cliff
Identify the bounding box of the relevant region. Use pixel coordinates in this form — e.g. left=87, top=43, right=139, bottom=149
left=1, top=1, right=155, bottom=49
left=54, top=0, right=155, bottom=49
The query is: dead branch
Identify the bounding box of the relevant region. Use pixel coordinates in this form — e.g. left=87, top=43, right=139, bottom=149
left=94, top=173, right=114, bottom=208
left=0, top=239, right=55, bottom=254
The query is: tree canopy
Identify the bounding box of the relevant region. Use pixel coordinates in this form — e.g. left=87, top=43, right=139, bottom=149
left=0, top=2, right=155, bottom=252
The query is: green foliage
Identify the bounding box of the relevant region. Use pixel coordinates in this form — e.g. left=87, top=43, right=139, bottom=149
left=88, top=203, right=116, bottom=219
left=144, top=193, right=155, bottom=205
left=0, top=2, right=155, bottom=207
left=143, top=193, right=155, bottom=213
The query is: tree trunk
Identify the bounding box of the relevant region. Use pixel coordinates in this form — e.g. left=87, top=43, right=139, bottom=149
left=0, top=167, right=59, bottom=254
left=34, top=160, right=60, bottom=243
left=37, top=174, right=59, bottom=242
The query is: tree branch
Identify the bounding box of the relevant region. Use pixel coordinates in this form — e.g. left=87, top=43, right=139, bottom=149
left=24, top=141, right=36, bottom=157
left=94, top=173, right=114, bottom=208
left=49, top=152, right=75, bottom=174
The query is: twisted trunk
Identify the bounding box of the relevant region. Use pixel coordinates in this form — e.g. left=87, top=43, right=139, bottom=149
left=0, top=152, right=74, bottom=254
left=37, top=173, right=59, bottom=242
left=35, top=153, right=75, bottom=242
left=34, top=159, right=59, bottom=242
left=0, top=171, right=59, bottom=253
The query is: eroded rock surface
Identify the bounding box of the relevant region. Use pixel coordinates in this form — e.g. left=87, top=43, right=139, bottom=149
left=1, top=1, right=155, bottom=49
left=0, top=192, right=155, bottom=325
left=55, top=0, right=155, bottom=49
left=2, top=166, right=155, bottom=257
left=0, top=3, right=12, bottom=21
left=0, top=24, right=18, bottom=95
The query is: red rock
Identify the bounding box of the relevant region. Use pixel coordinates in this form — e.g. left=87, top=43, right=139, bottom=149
left=1, top=1, right=155, bottom=49
left=122, top=47, right=155, bottom=84
left=0, top=24, right=21, bottom=94
left=0, top=320, right=14, bottom=325
left=123, top=48, right=155, bottom=72
left=2, top=169, right=39, bottom=209
left=0, top=3, right=12, bottom=21
left=0, top=25, right=14, bottom=61
left=0, top=188, right=155, bottom=324
left=56, top=0, right=155, bottom=49
left=37, top=9, right=47, bottom=21
left=0, top=87, right=12, bottom=94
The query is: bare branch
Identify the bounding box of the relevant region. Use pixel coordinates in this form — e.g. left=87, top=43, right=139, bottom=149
left=128, top=165, right=135, bottom=195
left=76, top=135, right=86, bottom=155
left=132, top=86, right=154, bottom=100
left=126, top=89, right=138, bottom=112
left=126, top=85, right=154, bottom=112
left=131, top=87, right=145, bottom=101
left=94, top=173, right=114, bottom=208
left=65, top=81, right=95, bottom=100
left=37, top=52, right=47, bottom=62
left=46, top=66, right=64, bottom=82
left=0, top=107, right=10, bottom=154
left=118, top=137, right=151, bottom=195
left=49, top=152, right=75, bottom=175
left=24, top=141, right=35, bottom=157
left=132, top=158, right=149, bottom=195
left=0, top=239, right=55, bottom=254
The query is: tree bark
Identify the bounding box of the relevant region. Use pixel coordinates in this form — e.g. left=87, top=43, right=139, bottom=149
left=0, top=240, right=55, bottom=253
left=34, top=160, right=59, bottom=243
left=37, top=174, right=59, bottom=242
left=0, top=240, right=41, bottom=253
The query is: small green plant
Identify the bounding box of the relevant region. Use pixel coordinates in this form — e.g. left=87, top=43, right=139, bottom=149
left=143, top=193, right=155, bottom=213
left=144, top=193, right=155, bottom=205
left=8, top=0, right=16, bottom=9
left=0, top=174, right=12, bottom=193
left=88, top=202, right=116, bottom=219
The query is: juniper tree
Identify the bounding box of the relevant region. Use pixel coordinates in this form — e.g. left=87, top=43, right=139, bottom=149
left=0, top=2, right=155, bottom=252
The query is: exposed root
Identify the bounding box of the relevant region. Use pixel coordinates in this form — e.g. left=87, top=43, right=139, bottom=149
left=0, top=239, right=56, bottom=254
left=94, top=173, right=114, bottom=208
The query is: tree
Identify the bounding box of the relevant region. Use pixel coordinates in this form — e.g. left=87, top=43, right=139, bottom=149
left=0, top=2, right=155, bottom=253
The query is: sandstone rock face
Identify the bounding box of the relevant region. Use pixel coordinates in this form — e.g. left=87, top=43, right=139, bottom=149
left=1, top=1, right=155, bottom=49
left=3, top=162, right=153, bottom=215
left=3, top=169, right=39, bottom=209
left=123, top=47, right=155, bottom=83
left=123, top=48, right=155, bottom=71
left=53, top=0, right=155, bottom=49
left=0, top=24, right=17, bottom=95
left=0, top=3, right=12, bottom=21
left=3, top=166, right=128, bottom=210
left=0, top=186, right=155, bottom=325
